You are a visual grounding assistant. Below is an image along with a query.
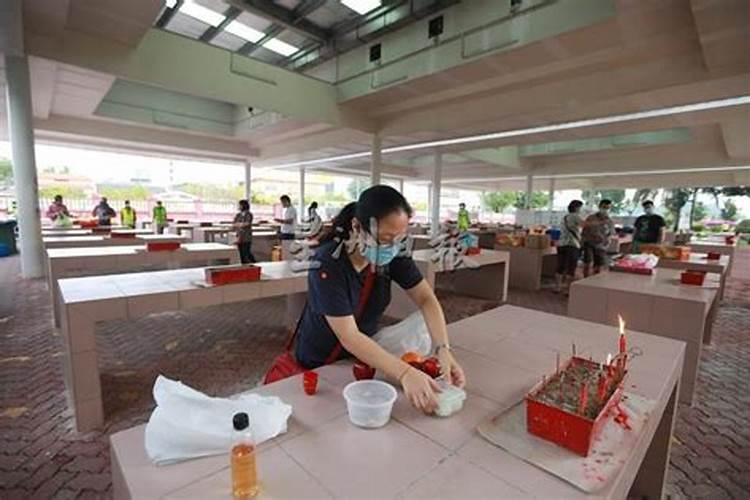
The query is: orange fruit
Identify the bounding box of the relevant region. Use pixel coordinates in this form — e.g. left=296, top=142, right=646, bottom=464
left=401, top=352, right=423, bottom=364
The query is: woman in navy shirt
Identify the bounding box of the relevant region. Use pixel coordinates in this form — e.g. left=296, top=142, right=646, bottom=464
left=295, top=185, right=465, bottom=413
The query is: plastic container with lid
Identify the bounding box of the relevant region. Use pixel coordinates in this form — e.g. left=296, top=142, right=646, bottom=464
left=434, top=379, right=467, bottom=418
left=343, top=380, right=397, bottom=428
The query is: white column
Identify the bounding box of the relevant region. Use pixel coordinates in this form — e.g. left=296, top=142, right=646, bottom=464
left=244, top=160, right=252, bottom=203
left=5, top=53, right=44, bottom=278
left=370, top=133, right=382, bottom=186
left=525, top=174, right=534, bottom=210
left=299, top=167, right=306, bottom=223
left=548, top=177, right=556, bottom=223
left=398, top=178, right=405, bottom=193
left=431, top=152, right=442, bottom=236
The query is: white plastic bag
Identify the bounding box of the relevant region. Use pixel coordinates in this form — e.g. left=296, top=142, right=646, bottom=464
left=144, top=376, right=292, bottom=465
left=372, top=311, right=432, bottom=357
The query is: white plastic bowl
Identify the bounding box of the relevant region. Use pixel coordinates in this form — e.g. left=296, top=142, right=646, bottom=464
left=343, top=380, right=398, bottom=428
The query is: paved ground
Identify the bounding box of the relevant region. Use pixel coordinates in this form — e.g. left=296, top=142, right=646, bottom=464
left=0, top=249, right=749, bottom=499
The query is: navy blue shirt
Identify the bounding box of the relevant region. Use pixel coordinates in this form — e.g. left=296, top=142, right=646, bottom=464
left=295, top=240, right=423, bottom=368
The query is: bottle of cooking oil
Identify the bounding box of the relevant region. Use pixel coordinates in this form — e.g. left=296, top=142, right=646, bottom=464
left=231, top=412, right=259, bottom=499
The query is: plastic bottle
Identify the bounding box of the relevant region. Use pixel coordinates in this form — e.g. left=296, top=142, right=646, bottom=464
left=231, top=412, right=259, bottom=499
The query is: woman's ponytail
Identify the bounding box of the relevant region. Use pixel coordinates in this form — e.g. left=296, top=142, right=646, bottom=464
left=319, top=201, right=357, bottom=243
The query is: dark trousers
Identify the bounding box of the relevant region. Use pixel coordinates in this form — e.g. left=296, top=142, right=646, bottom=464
left=237, top=242, right=256, bottom=264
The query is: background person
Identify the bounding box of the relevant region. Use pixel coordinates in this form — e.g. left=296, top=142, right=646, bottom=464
left=274, top=195, right=297, bottom=240
left=91, top=197, right=116, bottom=226
left=305, top=201, right=323, bottom=238
left=233, top=199, right=255, bottom=264
left=581, top=199, right=615, bottom=277
left=46, top=195, right=71, bottom=222
left=555, top=200, right=584, bottom=294
left=457, top=202, right=471, bottom=232
left=152, top=201, right=168, bottom=234
left=267, top=185, right=465, bottom=414
left=632, top=200, right=666, bottom=252
left=120, top=200, right=137, bottom=229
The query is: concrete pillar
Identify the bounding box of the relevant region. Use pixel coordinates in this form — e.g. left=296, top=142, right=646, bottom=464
left=548, top=177, right=556, bottom=223
left=244, top=160, right=252, bottom=203
left=371, top=133, right=382, bottom=186
left=398, top=178, right=404, bottom=194
left=5, top=54, right=44, bottom=278
left=431, top=153, right=442, bottom=236
left=525, top=174, right=534, bottom=210
left=299, top=167, right=306, bottom=223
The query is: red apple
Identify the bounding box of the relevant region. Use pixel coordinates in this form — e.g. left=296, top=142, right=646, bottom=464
left=421, top=357, right=441, bottom=379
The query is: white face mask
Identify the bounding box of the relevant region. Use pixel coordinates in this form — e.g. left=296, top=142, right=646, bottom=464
left=644, top=207, right=654, bottom=215
left=599, top=208, right=610, bottom=216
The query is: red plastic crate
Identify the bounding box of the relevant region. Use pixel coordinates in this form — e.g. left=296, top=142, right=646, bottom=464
left=91, top=227, right=111, bottom=234
left=77, top=219, right=98, bottom=228
left=681, top=270, right=706, bottom=286
left=526, top=357, right=626, bottom=457
left=466, top=246, right=481, bottom=256
left=146, top=242, right=181, bottom=252
left=706, top=252, right=721, bottom=260
left=111, top=232, right=136, bottom=239
left=205, top=265, right=261, bottom=285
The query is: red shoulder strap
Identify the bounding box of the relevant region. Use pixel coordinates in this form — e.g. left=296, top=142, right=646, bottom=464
left=324, top=266, right=376, bottom=364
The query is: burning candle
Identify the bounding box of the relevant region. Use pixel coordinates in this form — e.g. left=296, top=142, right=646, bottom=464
left=618, top=315, right=628, bottom=373
left=578, top=382, right=588, bottom=415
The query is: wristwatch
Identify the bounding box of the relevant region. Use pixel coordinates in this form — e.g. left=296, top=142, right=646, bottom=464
left=434, top=343, right=452, bottom=355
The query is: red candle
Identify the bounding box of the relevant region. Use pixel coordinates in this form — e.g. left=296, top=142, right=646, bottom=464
left=619, top=333, right=626, bottom=355
left=578, top=382, right=588, bottom=415
left=597, top=373, right=607, bottom=404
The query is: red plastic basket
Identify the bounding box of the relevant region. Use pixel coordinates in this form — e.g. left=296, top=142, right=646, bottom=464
left=681, top=270, right=706, bottom=286
left=526, top=357, right=626, bottom=457
left=706, top=252, right=721, bottom=260
left=205, top=265, right=261, bottom=285
left=146, top=242, right=181, bottom=252
left=466, top=246, right=481, bottom=256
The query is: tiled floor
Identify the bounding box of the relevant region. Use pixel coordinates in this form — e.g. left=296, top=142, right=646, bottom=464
left=0, top=249, right=749, bottom=499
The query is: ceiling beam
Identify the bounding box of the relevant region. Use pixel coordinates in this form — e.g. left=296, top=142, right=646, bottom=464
left=228, top=0, right=330, bottom=43
left=199, top=6, right=242, bottom=43
left=244, top=0, right=327, bottom=57
left=720, top=113, right=750, bottom=160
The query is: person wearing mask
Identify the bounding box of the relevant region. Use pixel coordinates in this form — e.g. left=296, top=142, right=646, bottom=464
left=233, top=199, right=255, bottom=264
left=632, top=200, right=666, bottom=253
left=265, top=185, right=466, bottom=413
left=305, top=201, right=323, bottom=238
left=555, top=200, right=584, bottom=294
left=46, top=195, right=71, bottom=222
left=152, top=200, right=168, bottom=234
left=457, top=203, right=471, bottom=232
left=91, top=197, right=116, bottom=226
left=274, top=195, right=297, bottom=240
left=581, top=199, right=615, bottom=277
left=120, top=200, right=137, bottom=229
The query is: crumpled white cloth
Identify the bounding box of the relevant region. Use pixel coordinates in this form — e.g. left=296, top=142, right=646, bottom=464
left=145, top=376, right=292, bottom=465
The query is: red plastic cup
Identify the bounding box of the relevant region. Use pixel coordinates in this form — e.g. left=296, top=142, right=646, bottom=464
left=303, top=371, right=318, bottom=395
left=352, top=361, right=375, bottom=381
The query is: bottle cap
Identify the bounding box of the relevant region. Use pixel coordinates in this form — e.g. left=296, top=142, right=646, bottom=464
left=233, top=412, right=249, bottom=431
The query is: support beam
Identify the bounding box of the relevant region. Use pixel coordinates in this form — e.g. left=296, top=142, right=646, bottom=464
left=299, top=167, right=306, bottom=225
left=525, top=174, right=534, bottom=210
left=431, top=153, right=443, bottom=236
left=399, top=179, right=405, bottom=194
left=5, top=53, right=44, bottom=278
left=228, top=0, right=329, bottom=42
left=371, top=133, right=382, bottom=186
left=244, top=160, right=252, bottom=203
left=243, top=0, right=327, bottom=57
left=548, top=177, right=556, bottom=218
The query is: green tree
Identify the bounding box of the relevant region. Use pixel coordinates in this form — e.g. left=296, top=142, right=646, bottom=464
left=346, top=179, right=369, bottom=200
left=481, top=192, right=517, bottom=213
left=721, top=200, right=738, bottom=221
left=98, top=185, right=152, bottom=201
left=692, top=201, right=708, bottom=223
left=514, top=191, right=550, bottom=209
left=581, top=189, right=627, bottom=213
left=38, top=185, right=86, bottom=199
left=0, top=159, right=12, bottom=184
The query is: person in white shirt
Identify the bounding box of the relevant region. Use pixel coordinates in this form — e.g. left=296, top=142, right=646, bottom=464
left=305, top=201, right=323, bottom=238
left=275, top=194, right=297, bottom=240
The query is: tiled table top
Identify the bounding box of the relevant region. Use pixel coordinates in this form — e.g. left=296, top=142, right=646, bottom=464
left=111, top=305, right=684, bottom=500
left=574, top=268, right=719, bottom=303
left=47, top=243, right=235, bottom=260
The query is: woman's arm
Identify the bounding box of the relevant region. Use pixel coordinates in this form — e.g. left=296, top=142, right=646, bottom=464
left=406, top=280, right=466, bottom=388
left=326, top=315, right=440, bottom=413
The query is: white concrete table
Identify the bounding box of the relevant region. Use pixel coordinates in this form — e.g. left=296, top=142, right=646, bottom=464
left=195, top=225, right=234, bottom=243
left=169, top=223, right=198, bottom=241
left=44, top=235, right=145, bottom=250
left=42, top=229, right=93, bottom=236
left=110, top=229, right=153, bottom=237
left=495, top=244, right=556, bottom=291
left=568, top=268, right=718, bottom=404
left=110, top=305, right=684, bottom=500
left=47, top=243, right=240, bottom=326
left=136, top=234, right=190, bottom=244
left=58, top=261, right=307, bottom=432
left=657, top=253, right=730, bottom=300
left=689, top=240, right=736, bottom=273
left=387, top=249, right=510, bottom=320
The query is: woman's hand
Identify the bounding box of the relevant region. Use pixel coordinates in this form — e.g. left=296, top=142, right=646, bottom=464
left=400, top=367, right=441, bottom=414
left=437, top=349, right=466, bottom=389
